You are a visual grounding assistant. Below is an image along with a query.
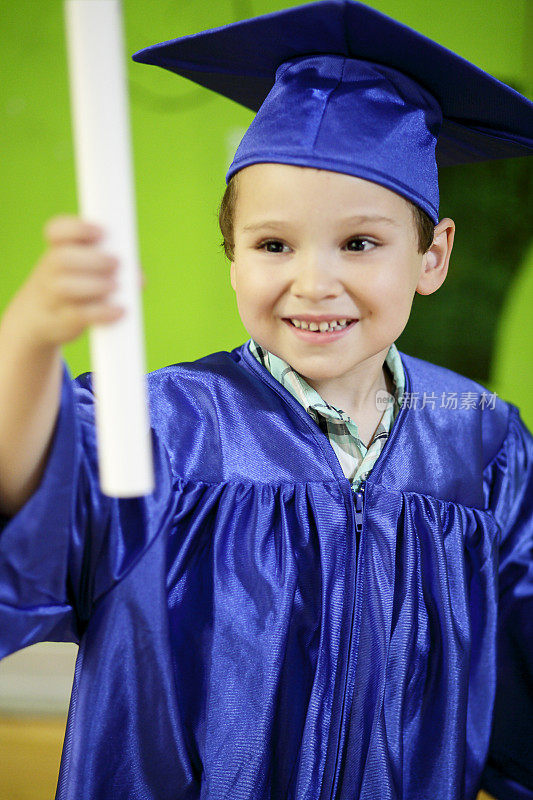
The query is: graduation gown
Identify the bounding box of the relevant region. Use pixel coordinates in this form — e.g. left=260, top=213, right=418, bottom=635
left=0, top=343, right=532, bottom=800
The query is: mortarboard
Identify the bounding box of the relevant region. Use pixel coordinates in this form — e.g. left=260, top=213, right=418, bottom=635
left=132, top=0, right=533, bottom=223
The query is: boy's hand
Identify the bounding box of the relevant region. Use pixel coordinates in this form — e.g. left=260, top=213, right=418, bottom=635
left=0, top=214, right=132, bottom=515
left=11, top=215, right=125, bottom=348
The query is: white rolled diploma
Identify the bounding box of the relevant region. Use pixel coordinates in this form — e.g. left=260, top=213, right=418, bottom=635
left=64, top=0, right=154, bottom=496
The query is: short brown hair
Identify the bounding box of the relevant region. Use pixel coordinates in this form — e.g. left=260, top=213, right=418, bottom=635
left=219, top=173, right=434, bottom=260
left=411, top=203, right=435, bottom=254
left=219, top=175, right=239, bottom=261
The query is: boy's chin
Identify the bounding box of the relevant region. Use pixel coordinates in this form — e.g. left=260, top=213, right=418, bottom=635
left=282, top=354, right=359, bottom=381
left=286, top=346, right=393, bottom=379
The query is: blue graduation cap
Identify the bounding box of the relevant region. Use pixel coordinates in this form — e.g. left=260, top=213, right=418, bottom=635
left=133, top=0, right=533, bottom=223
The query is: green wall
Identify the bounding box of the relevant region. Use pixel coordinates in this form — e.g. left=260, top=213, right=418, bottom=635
left=1, top=0, right=531, bottom=424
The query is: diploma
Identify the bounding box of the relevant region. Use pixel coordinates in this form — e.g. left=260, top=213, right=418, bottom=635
left=64, top=0, right=154, bottom=497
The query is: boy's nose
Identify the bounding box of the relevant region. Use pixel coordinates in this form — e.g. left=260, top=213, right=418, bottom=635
left=290, top=257, right=343, bottom=301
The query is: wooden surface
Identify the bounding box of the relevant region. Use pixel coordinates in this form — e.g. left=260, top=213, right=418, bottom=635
left=0, top=714, right=498, bottom=799
left=0, top=715, right=66, bottom=800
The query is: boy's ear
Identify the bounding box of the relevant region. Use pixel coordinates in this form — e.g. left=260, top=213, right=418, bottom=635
left=416, top=217, right=455, bottom=296
left=230, top=261, right=236, bottom=291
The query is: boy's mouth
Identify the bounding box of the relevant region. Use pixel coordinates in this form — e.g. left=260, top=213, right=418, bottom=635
left=284, top=317, right=357, bottom=334
left=282, top=317, right=359, bottom=343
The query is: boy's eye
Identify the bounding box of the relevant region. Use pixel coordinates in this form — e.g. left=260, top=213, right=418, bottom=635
left=258, top=239, right=289, bottom=253
left=344, top=237, right=376, bottom=252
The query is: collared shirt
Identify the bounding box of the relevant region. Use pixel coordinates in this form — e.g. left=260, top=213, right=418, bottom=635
left=248, top=339, right=405, bottom=491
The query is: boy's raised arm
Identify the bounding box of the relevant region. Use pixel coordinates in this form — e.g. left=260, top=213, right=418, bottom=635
left=0, top=216, right=123, bottom=516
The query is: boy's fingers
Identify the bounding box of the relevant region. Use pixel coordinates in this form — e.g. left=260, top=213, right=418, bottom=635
left=57, top=302, right=125, bottom=340
left=53, top=273, right=118, bottom=303
left=44, top=215, right=104, bottom=246
left=43, top=244, right=118, bottom=274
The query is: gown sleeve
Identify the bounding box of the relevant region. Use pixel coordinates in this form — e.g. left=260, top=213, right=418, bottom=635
left=0, top=362, right=174, bottom=659
left=481, top=405, right=533, bottom=800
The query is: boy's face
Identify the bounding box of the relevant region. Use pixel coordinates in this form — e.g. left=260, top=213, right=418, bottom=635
left=230, top=163, right=439, bottom=385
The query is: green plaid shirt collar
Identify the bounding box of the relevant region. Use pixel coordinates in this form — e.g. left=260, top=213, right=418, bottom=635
left=248, top=339, right=405, bottom=492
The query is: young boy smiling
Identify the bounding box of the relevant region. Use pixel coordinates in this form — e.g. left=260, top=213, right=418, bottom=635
left=0, top=2, right=532, bottom=799
left=226, top=163, right=454, bottom=450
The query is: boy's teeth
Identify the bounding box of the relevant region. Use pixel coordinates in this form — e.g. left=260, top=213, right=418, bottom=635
left=290, top=318, right=351, bottom=332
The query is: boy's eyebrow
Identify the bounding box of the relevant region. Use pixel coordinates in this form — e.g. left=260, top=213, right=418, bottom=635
left=240, top=220, right=292, bottom=232
left=339, top=214, right=402, bottom=228
left=241, top=215, right=402, bottom=233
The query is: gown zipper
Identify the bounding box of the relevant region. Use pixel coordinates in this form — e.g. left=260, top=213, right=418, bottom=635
left=353, top=482, right=366, bottom=544
left=329, top=480, right=366, bottom=800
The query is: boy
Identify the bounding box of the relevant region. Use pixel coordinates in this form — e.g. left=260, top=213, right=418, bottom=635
left=0, top=2, right=532, bottom=799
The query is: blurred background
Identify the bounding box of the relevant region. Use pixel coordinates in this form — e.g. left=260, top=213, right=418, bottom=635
left=0, top=0, right=531, bottom=797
